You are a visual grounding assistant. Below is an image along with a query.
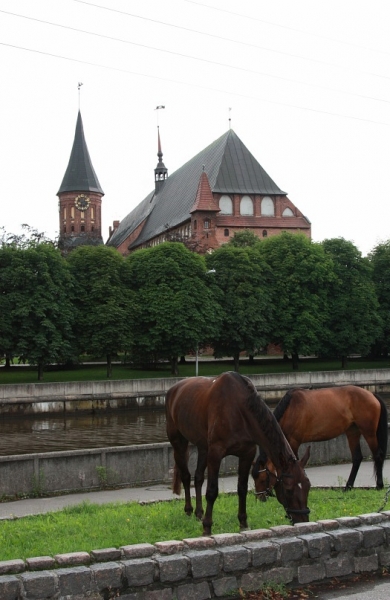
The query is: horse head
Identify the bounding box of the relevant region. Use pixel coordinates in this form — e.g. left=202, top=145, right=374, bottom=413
left=273, top=446, right=311, bottom=524
left=251, top=452, right=278, bottom=502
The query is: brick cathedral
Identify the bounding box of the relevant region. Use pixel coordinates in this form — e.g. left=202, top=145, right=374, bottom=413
left=58, top=112, right=311, bottom=254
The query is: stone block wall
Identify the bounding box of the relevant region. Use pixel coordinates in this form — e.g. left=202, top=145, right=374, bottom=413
left=1, top=511, right=390, bottom=599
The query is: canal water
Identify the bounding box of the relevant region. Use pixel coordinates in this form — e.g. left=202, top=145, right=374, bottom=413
left=1, top=393, right=389, bottom=457
left=0, top=410, right=168, bottom=456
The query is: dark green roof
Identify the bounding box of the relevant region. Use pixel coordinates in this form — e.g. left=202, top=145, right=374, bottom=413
left=58, top=112, right=104, bottom=195
left=108, top=129, right=285, bottom=249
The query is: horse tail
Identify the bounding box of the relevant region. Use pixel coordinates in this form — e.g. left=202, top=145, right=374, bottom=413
left=374, top=393, right=388, bottom=467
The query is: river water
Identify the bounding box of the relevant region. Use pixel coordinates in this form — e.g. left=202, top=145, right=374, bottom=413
left=0, top=409, right=168, bottom=456
left=1, top=393, right=389, bottom=457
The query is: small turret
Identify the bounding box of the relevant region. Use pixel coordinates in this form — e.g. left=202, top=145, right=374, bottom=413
left=154, top=126, right=168, bottom=193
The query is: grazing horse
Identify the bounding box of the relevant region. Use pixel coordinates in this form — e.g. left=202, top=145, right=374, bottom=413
left=252, top=385, right=388, bottom=498
left=165, top=372, right=311, bottom=536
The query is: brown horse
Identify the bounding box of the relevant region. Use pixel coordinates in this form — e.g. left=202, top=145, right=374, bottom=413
left=252, top=385, right=388, bottom=498
left=165, top=372, right=311, bottom=536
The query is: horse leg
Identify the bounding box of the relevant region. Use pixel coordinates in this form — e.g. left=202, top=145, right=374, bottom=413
left=194, top=447, right=207, bottom=520
left=202, top=450, right=223, bottom=536
left=171, top=436, right=193, bottom=516
left=345, top=430, right=363, bottom=491
left=237, top=449, right=256, bottom=531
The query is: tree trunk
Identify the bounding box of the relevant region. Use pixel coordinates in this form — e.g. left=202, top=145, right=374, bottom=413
left=341, top=355, right=348, bottom=369
left=233, top=352, right=240, bottom=372
left=292, top=352, right=299, bottom=370
left=248, top=354, right=254, bottom=365
left=107, top=353, right=112, bottom=378
left=4, top=354, right=12, bottom=369
left=170, top=356, right=179, bottom=375
left=37, top=362, right=44, bottom=381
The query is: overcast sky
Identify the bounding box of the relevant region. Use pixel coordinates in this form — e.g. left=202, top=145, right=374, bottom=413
left=1, top=0, right=390, bottom=256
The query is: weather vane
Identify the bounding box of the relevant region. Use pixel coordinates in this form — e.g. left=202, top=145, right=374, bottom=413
left=78, top=82, right=83, bottom=110
left=228, top=107, right=232, bottom=130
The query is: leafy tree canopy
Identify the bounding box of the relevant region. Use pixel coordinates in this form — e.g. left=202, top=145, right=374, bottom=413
left=123, top=243, right=221, bottom=374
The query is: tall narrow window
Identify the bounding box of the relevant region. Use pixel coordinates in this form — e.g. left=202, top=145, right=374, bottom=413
left=261, top=196, right=274, bottom=216
left=219, top=195, right=233, bottom=214
left=204, top=219, right=210, bottom=229
left=240, top=195, right=253, bottom=215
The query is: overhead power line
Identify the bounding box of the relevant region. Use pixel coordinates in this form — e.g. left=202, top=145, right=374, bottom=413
left=1, top=7, right=390, bottom=108
left=1, top=40, right=390, bottom=128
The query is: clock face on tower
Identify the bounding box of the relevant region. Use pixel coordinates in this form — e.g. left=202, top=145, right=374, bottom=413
left=74, top=194, right=90, bottom=211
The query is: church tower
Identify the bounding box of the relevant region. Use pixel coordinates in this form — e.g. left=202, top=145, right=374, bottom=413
left=57, top=111, right=104, bottom=252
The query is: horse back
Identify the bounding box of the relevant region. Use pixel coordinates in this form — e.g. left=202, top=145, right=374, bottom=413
left=165, top=372, right=259, bottom=449
left=278, top=385, right=384, bottom=443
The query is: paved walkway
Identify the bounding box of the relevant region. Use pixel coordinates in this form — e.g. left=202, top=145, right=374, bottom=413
left=0, top=461, right=389, bottom=520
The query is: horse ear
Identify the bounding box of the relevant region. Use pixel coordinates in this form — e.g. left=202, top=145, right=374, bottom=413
left=299, top=445, right=311, bottom=468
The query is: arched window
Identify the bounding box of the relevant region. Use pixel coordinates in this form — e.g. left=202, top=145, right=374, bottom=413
left=282, top=207, right=294, bottom=217
left=262, top=230, right=268, bottom=238
left=261, top=196, right=274, bottom=216
left=81, top=225, right=85, bottom=232
left=193, top=220, right=197, bottom=230
left=240, top=195, right=253, bottom=215
left=224, top=228, right=229, bottom=237
left=219, top=195, right=233, bottom=214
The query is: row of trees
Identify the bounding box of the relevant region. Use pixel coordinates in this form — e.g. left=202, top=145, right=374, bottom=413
left=1, top=226, right=390, bottom=379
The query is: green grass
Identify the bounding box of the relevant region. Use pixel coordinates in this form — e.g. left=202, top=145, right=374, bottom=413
left=0, top=487, right=388, bottom=561
left=1, top=356, right=389, bottom=384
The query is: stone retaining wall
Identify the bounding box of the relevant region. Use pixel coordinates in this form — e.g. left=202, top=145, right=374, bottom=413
left=1, top=511, right=390, bottom=599
left=0, top=427, right=384, bottom=499
left=1, top=368, right=390, bottom=415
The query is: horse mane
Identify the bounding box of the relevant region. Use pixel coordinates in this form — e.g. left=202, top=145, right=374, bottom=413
left=231, top=372, right=294, bottom=463
left=273, top=388, right=297, bottom=422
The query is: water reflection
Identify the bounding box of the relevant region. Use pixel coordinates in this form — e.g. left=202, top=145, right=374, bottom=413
left=0, top=410, right=168, bottom=456
left=1, top=393, right=389, bottom=457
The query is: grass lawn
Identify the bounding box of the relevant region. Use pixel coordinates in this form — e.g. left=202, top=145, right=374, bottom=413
left=0, top=487, right=388, bottom=561
left=1, top=356, right=389, bottom=384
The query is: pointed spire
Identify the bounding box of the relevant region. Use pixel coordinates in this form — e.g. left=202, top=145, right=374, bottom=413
left=57, top=111, right=104, bottom=195
left=154, top=126, right=168, bottom=192
left=190, top=168, right=220, bottom=213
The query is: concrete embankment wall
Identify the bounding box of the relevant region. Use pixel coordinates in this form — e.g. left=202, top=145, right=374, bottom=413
left=0, top=368, right=390, bottom=498
left=1, top=513, right=390, bottom=599
left=1, top=368, right=390, bottom=415
left=0, top=432, right=383, bottom=499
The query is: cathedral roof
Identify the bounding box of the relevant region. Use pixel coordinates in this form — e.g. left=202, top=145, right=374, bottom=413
left=57, top=111, right=104, bottom=195
left=108, top=129, right=285, bottom=249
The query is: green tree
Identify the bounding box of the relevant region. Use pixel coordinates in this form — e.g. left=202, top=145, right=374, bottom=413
left=5, top=244, right=74, bottom=379
left=0, top=246, right=18, bottom=368
left=367, top=240, right=390, bottom=357
left=67, top=246, right=131, bottom=378
left=257, top=233, right=335, bottom=369
left=321, top=238, right=381, bottom=368
left=205, top=244, right=272, bottom=371
left=123, top=243, right=221, bottom=375
left=227, top=230, right=261, bottom=248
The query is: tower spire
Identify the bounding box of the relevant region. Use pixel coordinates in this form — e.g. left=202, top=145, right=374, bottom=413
left=154, top=125, right=168, bottom=192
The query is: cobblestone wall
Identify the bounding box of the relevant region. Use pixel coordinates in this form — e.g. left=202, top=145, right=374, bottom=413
left=1, top=511, right=390, bottom=599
